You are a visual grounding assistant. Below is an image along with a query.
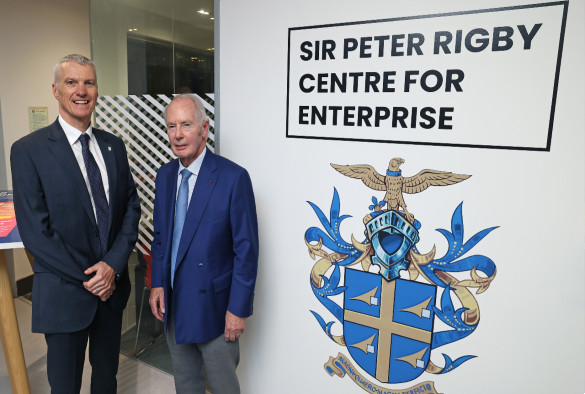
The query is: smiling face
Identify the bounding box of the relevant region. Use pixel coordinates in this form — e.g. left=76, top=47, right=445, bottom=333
left=52, top=61, right=98, bottom=131
left=166, top=97, right=209, bottom=167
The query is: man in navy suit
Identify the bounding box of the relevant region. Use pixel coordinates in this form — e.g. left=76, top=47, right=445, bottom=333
left=11, top=54, right=140, bottom=393
left=149, top=94, right=259, bottom=394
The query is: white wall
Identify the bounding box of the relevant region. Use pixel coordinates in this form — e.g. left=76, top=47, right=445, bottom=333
left=0, top=0, right=91, bottom=286
left=219, top=1, right=584, bottom=393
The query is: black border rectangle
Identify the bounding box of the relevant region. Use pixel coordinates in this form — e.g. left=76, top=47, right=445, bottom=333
left=286, top=1, right=569, bottom=152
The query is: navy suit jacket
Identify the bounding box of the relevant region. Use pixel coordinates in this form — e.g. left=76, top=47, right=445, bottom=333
left=11, top=119, right=140, bottom=333
left=151, top=150, right=259, bottom=344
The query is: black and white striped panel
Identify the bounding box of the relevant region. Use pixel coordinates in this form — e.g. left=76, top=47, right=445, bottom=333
left=96, top=94, right=215, bottom=255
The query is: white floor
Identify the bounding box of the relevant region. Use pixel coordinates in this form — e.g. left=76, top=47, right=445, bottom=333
left=0, top=297, right=176, bottom=393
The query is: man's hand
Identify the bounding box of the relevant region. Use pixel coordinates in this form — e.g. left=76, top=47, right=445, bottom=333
left=83, top=261, right=116, bottom=300
left=149, top=287, right=165, bottom=322
left=98, top=282, right=116, bottom=302
left=225, top=311, right=245, bottom=342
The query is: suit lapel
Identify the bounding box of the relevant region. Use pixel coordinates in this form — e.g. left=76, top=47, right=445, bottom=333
left=94, top=129, right=117, bottom=234
left=175, top=151, right=218, bottom=268
left=47, top=121, right=96, bottom=228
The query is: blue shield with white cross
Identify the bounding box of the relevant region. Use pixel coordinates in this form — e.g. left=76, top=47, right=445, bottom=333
left=343, top=269, right=437, bottom=383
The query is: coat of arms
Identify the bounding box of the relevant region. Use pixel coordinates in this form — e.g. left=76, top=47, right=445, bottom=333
left=305, top=158, right=497, bottom=393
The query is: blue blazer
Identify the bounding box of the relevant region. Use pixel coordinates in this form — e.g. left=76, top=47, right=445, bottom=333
left=151, top=150, right=259, bottom=344
left=11, top=119, right=140, bottom=333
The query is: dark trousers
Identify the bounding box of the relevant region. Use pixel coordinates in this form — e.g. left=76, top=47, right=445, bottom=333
left=44, top=300, right=123, bottom=394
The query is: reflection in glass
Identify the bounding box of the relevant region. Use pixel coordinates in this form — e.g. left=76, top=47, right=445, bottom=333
left=90, top=0, right=215, bottom=373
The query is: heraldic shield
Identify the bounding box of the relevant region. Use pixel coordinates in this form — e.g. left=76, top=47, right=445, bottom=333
left=343, top=269, right=437, bottom=384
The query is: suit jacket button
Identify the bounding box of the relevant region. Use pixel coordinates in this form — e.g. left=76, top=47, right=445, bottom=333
left=200, top=289, right=207, bottom=294
left=198, top=263, right=203, bottom=268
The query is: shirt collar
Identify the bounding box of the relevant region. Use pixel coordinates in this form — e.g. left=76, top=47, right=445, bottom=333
left=58, top=115, right=93, bottom=146
left=178, top=146, right=207, bottom=177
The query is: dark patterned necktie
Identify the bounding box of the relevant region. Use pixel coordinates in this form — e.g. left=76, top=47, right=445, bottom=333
left=79, top=133, right=109, bottom=256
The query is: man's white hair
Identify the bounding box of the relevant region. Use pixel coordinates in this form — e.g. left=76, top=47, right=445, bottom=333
left=165, top=94, right=209, bottom=127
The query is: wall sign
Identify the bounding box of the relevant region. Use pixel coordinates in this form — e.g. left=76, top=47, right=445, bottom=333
left=28, top=107, right=49, bottom=133
left=287, top=2, right=568, bottom=151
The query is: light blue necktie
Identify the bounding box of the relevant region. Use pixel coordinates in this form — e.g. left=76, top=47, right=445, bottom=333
left=171, top=168, right=192, bottom=287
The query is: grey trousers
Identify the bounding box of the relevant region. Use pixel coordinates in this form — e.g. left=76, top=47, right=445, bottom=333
left=167, top=309, right=240, bottom=394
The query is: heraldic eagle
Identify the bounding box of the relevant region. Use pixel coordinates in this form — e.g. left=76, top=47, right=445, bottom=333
left=331, top=158, right=470, bottom=223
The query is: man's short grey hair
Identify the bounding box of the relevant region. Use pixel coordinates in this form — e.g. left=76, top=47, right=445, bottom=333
left=165, top=94, right=209, bottom=127
left=54, top=54, right=96, bottom=86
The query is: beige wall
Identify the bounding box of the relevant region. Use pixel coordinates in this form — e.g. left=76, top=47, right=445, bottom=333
left=0, top=0, right=91, bottom=287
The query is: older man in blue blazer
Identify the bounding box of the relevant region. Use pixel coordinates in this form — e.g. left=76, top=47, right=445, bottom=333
left=149, top=94, right=259, bottom=394
left=11, top=54, right=140, bottom=394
